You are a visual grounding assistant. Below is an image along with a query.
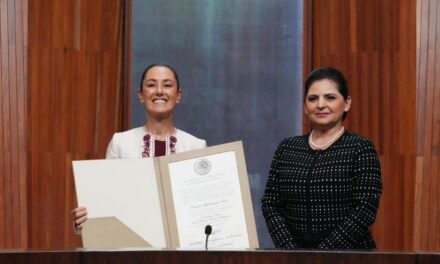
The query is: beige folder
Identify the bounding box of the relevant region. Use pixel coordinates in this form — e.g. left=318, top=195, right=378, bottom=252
left=82, top=217, right=151, bottom=248
left=73, top=158, right=167, bottom=248
left=73, top=141, right=259, bottom=249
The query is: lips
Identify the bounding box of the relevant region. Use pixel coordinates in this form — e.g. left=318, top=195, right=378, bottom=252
left=315, top=112, right=330, bottom=117
left=152, top=98, right=167, bottom=104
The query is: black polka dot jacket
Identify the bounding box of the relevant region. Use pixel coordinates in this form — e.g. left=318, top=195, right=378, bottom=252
left=262, top=131, right=382, bottom=250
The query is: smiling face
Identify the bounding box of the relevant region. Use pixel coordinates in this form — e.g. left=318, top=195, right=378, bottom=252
left=304, top=79, right=351, bottom=129
left=138, top=66, right=181, bottom=119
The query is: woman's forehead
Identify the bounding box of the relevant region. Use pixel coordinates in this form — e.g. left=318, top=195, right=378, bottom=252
left=145, top=66, right=175, bottom=80
left=308, top=79, right=339, bottom=93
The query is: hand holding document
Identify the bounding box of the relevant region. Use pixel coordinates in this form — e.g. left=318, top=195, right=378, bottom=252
left=73, top=141, right=259, bottom=249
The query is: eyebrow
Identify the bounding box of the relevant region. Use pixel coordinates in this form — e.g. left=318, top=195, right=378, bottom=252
left=145, top=78, right=175, bottom=83
left=307, top=93, right=338, bottom=96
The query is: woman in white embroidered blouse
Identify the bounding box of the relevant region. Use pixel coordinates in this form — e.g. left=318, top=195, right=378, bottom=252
left=71, top=64, right=206, bottom=233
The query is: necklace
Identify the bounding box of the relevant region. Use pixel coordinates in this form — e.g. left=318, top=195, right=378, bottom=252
left=309, top=126, right=345, bottom=150
left=142, top=126, right=177, bottom=157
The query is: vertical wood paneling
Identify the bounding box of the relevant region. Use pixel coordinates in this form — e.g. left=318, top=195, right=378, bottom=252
left=123, top=0, right=131, bottom=130
left=307, top=0, right=417, bottom=250
left=0, top=0, right=28, bottom=248
left=415, top=0, right=440, bottom=251
left=27, top=0, right=125, bottom=248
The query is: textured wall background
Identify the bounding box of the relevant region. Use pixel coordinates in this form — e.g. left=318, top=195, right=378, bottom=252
left=27, top=0, right=125, bottom=248
left=131, top=0, right=304, bottom=248
left=0, top=0, right=28, bottom=249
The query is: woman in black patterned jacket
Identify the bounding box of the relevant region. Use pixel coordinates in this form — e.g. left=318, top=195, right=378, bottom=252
left=262, top=67, right=382, bottom=250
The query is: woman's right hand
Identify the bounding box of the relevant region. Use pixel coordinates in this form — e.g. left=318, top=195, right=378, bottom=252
left=71, top=206, right=88, bottom=234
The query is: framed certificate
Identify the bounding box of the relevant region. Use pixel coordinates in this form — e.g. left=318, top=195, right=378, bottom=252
left=159, top=141, right=259, bottom=249
left=73, top=141, right=259, bottom=249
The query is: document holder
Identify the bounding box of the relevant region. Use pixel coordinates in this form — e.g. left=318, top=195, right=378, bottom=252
left=73, top=141, right=258, bottom=249
left=82, top=216, right=152, bottom=248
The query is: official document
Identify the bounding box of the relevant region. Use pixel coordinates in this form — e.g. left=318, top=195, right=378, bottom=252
left=167, top=151, right=249, bottom=248
left=73, top=141, right=259, bottom=249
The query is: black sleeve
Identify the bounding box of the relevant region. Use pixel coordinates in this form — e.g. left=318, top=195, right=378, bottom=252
left=261, top=140, right=299, bottom=249
left=318, top=140, right=383, bottom=249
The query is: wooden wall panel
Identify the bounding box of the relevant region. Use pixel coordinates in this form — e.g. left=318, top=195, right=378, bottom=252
left=0, top=0, right=28, bottom=249
left=415, top=0, right=440, bottom=251
left=27, top=0, right=124, bottom=248
left=306, top=0, right=417, bottom=251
